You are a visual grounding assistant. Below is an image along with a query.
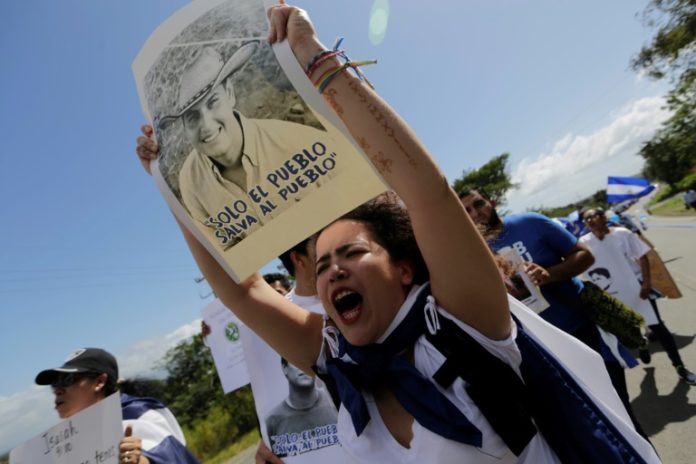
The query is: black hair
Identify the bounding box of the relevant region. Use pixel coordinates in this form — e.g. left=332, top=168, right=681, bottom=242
left=117, top=378, right=166, bottom=399
left=103, top=373, right=119, bottom=396
left=588, top=267, right=610, bottom=279
left=326, top=191, right=429, bottom=284
left=278, top=239, right=311, bottom=278
left=263, top=273, right=291, bottom=291
left=457, top=187, right=491, bottom=201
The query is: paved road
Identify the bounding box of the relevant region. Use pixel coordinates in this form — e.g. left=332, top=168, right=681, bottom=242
left=225, top=444, right=256, bottom=464
left=625, top=214, right=696, bottom=463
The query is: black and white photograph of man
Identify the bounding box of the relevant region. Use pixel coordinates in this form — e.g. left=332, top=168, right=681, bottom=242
left=156, top=42, right=339, bottom=249
left=588, top=267, right=617, bottom=294
left=141, top=0, right=342, bottom=250
left=133, top=0, right=386, bottom=279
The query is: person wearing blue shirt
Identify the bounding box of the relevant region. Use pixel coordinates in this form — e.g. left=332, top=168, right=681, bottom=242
left=459, top=189, right=648, bottom=439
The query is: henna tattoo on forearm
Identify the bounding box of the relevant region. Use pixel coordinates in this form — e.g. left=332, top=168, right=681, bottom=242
left=324, top=88, right=344, bottom=115
left=357, top=137, right=392, bottom=174
left=373, top=150, right=394, bottom=175
left=343, top=79, right=418, bottom=168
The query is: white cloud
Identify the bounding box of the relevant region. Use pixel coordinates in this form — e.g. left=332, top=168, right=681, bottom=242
left=0, top=320, right=200, bottom=454
left=0, top=387, right=54, bottom=455
left=118, top=319, right=201, bottom=379
left=508, top=96, right=670, bottom=210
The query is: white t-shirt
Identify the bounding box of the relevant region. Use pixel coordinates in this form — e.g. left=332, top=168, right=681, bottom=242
left=318, top=284, right=560, bottom=464
left=579, top=227, right=657, bottom=325
left=286, top=288, right=325, bottom=313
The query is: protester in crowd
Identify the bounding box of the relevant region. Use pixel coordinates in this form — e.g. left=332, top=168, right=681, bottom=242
left=459, top=189, right=649, bottom=438
left=683, top=189, right=696, bottom=209
left=136, top=4, right=657, bottom=462
left=581, top=207, right=696, bottom=385
left=263, top=272, right=292, bottom=296
left=35, top=347, right=199, bottom=463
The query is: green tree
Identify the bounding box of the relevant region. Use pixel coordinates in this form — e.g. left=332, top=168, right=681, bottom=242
left=633, top=0, right=696, bottom=185
left=159, top=334, right=257, bottom=460
left=452, top=153, right=518, bottom=206
left=631, top=0, right=696, bottom=81
left=159, top=334, right=256, bottom=431
left=159, top=334, right=218, bottom=425
left=640, top=129, right=696, bottom=187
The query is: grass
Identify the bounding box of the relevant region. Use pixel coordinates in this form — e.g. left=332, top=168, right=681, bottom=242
left=648, top=194, right=696, bottom=216
left=203, top=428, right=260, bottom=464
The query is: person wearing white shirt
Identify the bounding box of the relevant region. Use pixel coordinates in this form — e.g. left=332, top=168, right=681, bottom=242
left=580, top=208, right=696, bottom=385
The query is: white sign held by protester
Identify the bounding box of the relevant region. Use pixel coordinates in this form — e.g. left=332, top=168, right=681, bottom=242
left=10, top=392, right=122, bottom=464
left=498, top=248, right=550, bottom=313
left=132, top=0, right=386, bottom=282
left=202, top=299, right=251, bottom=393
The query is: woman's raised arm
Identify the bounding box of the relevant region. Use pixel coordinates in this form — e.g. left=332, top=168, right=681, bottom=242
left=268, top=4, right=510, bottom=339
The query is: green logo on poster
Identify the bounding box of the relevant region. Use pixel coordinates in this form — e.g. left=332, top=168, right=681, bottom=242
left=225, top=322, right=240, bottom=342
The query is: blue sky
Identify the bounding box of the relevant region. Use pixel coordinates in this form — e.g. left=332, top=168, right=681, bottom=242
left=0, top=0, right=669, bottom=452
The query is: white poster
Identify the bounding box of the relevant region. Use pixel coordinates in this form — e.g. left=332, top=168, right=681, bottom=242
left=10, top=392, right=122, bottom=464
left=132, top=0, right=386, bottom=282
left=239, top=320, right=348, bottom=463
left=498, top=248, right=549, bottom=314
left=203, top=295, right=348, bottom=462
left=201, top=299, right=251, bottom=393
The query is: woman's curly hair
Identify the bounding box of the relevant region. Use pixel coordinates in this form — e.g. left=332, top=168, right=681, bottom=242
left=320, top=191, right=429, bottom=285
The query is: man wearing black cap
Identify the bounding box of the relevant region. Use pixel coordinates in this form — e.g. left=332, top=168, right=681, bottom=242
left=157, top=44, right=338, bottom=249
left=36, top=348, right=199, bottom=464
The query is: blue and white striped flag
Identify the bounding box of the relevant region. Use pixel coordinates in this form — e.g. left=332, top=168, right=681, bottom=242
left=606, top=176, right=655, bottom=203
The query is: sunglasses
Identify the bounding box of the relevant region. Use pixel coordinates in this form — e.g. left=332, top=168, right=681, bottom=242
left=583, top=212, right=604, bottom=223
left=51, top=372, right=98, bottom=389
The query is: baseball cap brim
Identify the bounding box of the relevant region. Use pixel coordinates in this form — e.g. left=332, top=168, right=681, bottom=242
left=35, top=367, right=91, bottom=385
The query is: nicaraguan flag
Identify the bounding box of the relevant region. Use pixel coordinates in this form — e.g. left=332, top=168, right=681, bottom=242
left=606, top=176, right=655, bottom=203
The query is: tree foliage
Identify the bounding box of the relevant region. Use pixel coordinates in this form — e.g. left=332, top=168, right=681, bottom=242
left=158, top=334, right=257, bottom=460
left=640, top=127, right=696, bottom=186
left=159, top=334, right=220, bottom=425
left=632, top=0, right=696, bottom=80
left=633, top=0, right=696, bottom=186
left=452, top=153, right=518, bottom=206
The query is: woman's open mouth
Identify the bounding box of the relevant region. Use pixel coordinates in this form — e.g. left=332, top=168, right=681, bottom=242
left=332, top=288, right=363, bottom=325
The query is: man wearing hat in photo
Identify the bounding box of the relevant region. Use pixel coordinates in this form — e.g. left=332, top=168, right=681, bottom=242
left=36, top=348, right=200, bottom=464
left=157, top=44, right=338, bottom=249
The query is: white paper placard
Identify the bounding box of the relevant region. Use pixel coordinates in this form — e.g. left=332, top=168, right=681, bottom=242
left=202, top=299, right=251, bottom=393
left=132, top=0, right=386, bottom=282
left=10, top=392, right=122, bottom=464
left=498, top=248, right=550, bottom=313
